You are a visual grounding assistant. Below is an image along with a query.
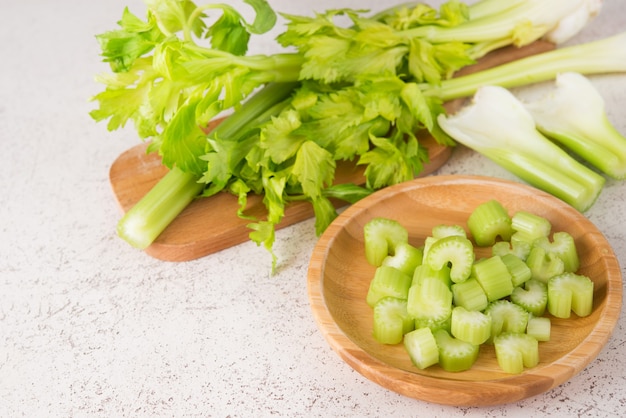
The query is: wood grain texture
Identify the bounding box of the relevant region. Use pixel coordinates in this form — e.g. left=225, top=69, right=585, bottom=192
left=108, top=41, right=555, bottom=261
left=307, top=175, right=622, bottom=407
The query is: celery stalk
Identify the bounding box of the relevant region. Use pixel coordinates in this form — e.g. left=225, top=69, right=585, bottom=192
left=427, top=32, right=626, bottom=101
left=437, top=85, right=606, bottom=212
left=116, top=82, right=297, bottom=249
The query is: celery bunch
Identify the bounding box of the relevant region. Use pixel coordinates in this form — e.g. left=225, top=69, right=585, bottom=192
left=91, top=0, right=626, bottom=264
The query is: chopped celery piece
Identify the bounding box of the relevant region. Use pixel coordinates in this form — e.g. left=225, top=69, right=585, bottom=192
left=500, top=253, right=532, bottom=287
left=485, top=300, right=529, bottom=343
left=510, top=279, right=548, bottom=317
left=407, top=278, right=453, bottom=323
left=526, top=246, right=565, bottom=283
left=433, top=329, right=479, bottom=373
left=492, top=239, right=531, bottom=261
left=511, top=211, right=552, bottom=242
left=364, top=218, right=409, bottom=266
left=451, top=277, right=489, bottom=312
left=432, top=224, right=467, bottom=239
left=467, top=200, right=513, bottom=246
left=472, top=256, right=514, bottom=301
left=425, top=235, right=475, bottom=283
left=451, top=306, right=492, bottom=346
left=526, top=315, right=551, bottom=342
left=494, top=332, right=539, bottom=374
left=404, top=327, right=439, bottom=370
left=547, top=273, right=594, bottom=318
left=412, top=264, right=452, bottom=288
left=533, top=231, right=580, bottom=273
left=382, top=242, right=424, bottom=276
left=415, top=315, right=452, bottom=334
left=366, top=266, right=412, bottom=308
left=373, top=297, right=414, bottom=345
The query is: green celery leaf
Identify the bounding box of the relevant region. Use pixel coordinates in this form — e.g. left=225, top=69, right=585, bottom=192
left=311, top=196, right=338, bottom=235
left=322, top=183, right=372, bottom=204
left=207, top=8, right=251, bottom=55
left=358, top=135, right=414, bottom=189
left=95, top=8, right=163, bottom=72
left=262, top=175, right=287, bottom=225
left=261, top=110, right=306, bottom=164
left=291, top=141, right=336, bottom=199
left=159, top=100, right=207, bottom=174
left=242, top=0, right=278, bottom=34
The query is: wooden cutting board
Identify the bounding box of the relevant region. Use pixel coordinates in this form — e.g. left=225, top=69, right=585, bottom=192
left=109, top=41, right=555, bottom=261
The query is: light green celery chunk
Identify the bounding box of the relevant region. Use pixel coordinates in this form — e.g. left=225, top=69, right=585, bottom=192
left=373, top=297, right=414, bottom=345
left=526, top=246, right=565, bottom=283
left=382, top=242, right=424, bottom=276
left=547, top=273, right=594, bottom=318
left=407, top=278, right=453, bottom=323
left=451, top=277, right=489, bottom=312
left=472, top=256, right=514, bottom=301
left=366, top=265, right=412, bottom=308
left=511, top=211, right=552, bottom=242
left=500, top=253, right=532, bottom=287
left=467, top=200, right=513, bottom=246
left=494, top=332, right=539, bottom=374
left=415, top=315, right=452, bottom=334
left=404, top=327, right=439, bottom=370
left=485, top=300, right=529, bottom=343
left=433, top=329, right=479, bottom=373
left=412, top=264, right=452, bottom=288
left=492, top=239, right=531, bottom=261
left=432, top=224, right=467, bottom=240
left=451, top=306, right=492, bottom=345
left=425, top=235, right=475, bottom=283
left=533, top=231, right=580, bottom=273
left=526, top=315, right=551, bottom=342
left=364, top=218, right=409, bottom=266
left=510, top=279, right=548, bottom=317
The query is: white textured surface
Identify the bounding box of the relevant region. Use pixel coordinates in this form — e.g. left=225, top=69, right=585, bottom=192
left=0, top=0, right=625, bottom=416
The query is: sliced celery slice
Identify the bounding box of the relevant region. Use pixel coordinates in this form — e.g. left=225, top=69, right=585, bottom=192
left=494, top=332, right=539, bottom=374
left=451, top=277, right=489, bottom=312
left=404, top=327, right=439, bottom=369
left=467, top=200, right=513, bottom=246
left=485, top=300, right=529, bottom=343
left=510, top=279, right=548, bottom=316
left=373, top=297, right=414, bottom=345
left=472, top=255, right=514, bottom=301
left=382, top=242, right=424, bottom=276
left=364, top=217, right=409, bottom=266
left=425, top=235, right=475, bottom=283
left=533, top=231, right=580, bottom=273
left=547, top=272, right=594, bottom=318
left=451, top=306, right=492, bottom=345
left=433, top=329, right=480, bottom=372
left=407, top=278, right=453, bottom=322
left=366, top=265, right=412, bottom=308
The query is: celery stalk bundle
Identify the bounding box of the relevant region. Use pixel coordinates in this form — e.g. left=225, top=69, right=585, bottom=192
left=91, top=0, right=626, bottom=265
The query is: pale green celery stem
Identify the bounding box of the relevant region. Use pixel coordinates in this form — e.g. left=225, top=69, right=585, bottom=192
left=427, top=32, right=626, bottom=102
left=486, top=147, right=604, bottom=212
left=539, top=121, right=626, bottom=180
left=467, top=0, right=526, bottom=20
left=438, top=86, right=606, bottom=212
left=116, top=82, right=298, bottom=249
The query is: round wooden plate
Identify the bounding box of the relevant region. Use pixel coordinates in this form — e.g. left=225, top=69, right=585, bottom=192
left=307, top=175, right=622, bottom=407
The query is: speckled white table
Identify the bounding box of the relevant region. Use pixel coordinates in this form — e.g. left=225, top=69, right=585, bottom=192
left=1, top=0, right=625, bottom=416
